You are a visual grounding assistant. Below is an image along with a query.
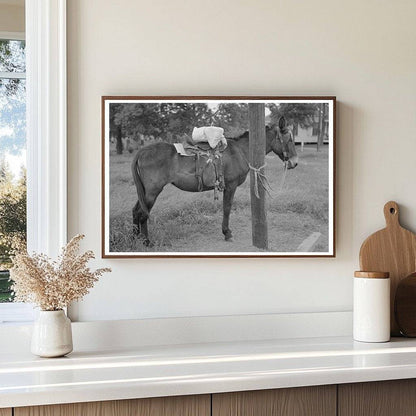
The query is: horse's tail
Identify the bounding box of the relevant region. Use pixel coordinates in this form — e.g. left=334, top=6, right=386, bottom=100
left=131, top=150, right=149, bottom=218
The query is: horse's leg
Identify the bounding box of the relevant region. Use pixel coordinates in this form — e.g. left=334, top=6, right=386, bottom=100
left=140, top=192, right=160, bottom=245
left=140, top=220, right=150, bottom=246
left=222, top=183, right=237, bottom=241
left=132, top=200, right=142, bottom=235
left=131, top=142, right=179, bottom=246
left=132, top=199, right=151, bottom=245
left=134, top=187, right=164, bottom=246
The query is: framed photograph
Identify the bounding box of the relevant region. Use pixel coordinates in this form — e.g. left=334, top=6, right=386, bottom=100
left=102, top=96, right=336, bottom=258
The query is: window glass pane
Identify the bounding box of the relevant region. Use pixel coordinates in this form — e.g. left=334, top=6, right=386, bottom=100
left=0, top=39, right=25, bottom=73
left=0, top=57, right=26, bottom=303
left=0, top=78, right=26, bottom=152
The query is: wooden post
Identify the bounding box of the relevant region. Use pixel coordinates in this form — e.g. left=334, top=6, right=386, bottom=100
left=249, top=103, right=268, bottom=249
left=317, top=103, right=324, bottom=152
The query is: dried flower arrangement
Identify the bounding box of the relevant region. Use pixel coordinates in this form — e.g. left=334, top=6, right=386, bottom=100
left=10, top=234, right=111, bottom=311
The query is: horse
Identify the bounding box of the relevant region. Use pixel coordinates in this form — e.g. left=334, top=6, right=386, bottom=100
left=131, top=126, right=298, bottom=245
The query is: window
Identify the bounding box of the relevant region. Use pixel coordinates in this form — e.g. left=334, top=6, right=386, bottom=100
left=0, top=34, right=26, bottom=307
left=0, top=0, right=67, bottom=324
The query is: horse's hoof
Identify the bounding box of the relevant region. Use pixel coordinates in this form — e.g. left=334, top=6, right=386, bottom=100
left=224, top=233, right=233, bottom=242
left=143, top=238, right=152, bottom=247
left=225, top=237, right=234, bottom=242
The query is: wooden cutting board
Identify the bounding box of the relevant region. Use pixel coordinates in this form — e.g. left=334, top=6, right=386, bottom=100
left=359, top=201, right=416, bottom=336
left=395, top=273, right=416, bottom=337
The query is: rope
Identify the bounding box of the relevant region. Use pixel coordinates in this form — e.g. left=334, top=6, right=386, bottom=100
left=279, top=162, right=288, bottom=191
left=242, top=153, right=288, bottom=199
left=248, top=162, right=273, bottom=199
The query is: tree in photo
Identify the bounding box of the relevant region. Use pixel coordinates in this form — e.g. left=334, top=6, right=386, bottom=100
left=212, top=103, right=249, bottom=137
left=109, top=103, right=123, bottom=154
left=268, top=103, right=319, bottom=130
left=110, top=103, right=217, bottom=148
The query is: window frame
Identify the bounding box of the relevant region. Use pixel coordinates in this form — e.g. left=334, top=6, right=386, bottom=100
left=0, top=0, right=67, bottom=323
left=0, top=31, right=24, bottom=41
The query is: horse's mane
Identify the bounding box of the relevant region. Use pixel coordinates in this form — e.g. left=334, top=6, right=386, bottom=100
left=227, top=131, right=249, bottom=141
left=227, top=125, right=274, bottom=141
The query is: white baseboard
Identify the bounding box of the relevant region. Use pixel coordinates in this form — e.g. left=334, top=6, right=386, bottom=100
left=0, top=311, right=352, bottom=353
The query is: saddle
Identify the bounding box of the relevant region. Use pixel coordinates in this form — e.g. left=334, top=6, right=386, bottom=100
left=182, top=135, right=226, bottom=199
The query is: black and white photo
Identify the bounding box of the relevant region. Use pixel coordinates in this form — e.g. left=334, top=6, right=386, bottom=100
left=102, top=97, right=335, bottom=257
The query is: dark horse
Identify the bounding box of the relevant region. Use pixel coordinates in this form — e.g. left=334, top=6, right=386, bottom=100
left=131, top=126, right=298, bottom=244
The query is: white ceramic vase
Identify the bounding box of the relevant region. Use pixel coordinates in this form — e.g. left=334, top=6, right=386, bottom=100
left=31, top=310, right=73, bottom=358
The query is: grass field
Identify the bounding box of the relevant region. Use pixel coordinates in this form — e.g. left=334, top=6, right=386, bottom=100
left=109, top=145, right=330, bottom=253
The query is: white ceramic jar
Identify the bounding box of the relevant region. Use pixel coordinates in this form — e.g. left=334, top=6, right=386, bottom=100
left=353, top=271, right=390, bottom=343
left=31, top=310, right=73, bottom=357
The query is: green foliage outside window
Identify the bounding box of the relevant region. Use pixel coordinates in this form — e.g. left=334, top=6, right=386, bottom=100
left=0, top=39, right=27, bottom=302
left=0, top=161, right=26, bottom=302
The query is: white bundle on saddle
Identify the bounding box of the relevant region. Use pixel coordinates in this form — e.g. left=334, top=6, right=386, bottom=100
left=192, top=126, right=227, bottom=149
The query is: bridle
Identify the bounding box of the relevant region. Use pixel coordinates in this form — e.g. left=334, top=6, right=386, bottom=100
left=242, top=128, right=293, bottom=197
left=272, top=129, right=291, bottom=191
left=274, top=129, right=291, bottom=163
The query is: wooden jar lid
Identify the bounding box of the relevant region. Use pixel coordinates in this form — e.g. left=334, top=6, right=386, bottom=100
left=354, top=271, right=390, bottom=279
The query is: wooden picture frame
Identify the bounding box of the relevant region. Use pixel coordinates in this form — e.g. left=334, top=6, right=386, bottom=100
left=102, top=96, right=336, bottom=258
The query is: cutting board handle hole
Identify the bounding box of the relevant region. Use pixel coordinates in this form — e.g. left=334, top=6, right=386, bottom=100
left=390, top=207, right=396, bottom=214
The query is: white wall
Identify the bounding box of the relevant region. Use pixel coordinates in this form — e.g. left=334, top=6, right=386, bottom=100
left=67, top=0, right=416, bottom=322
